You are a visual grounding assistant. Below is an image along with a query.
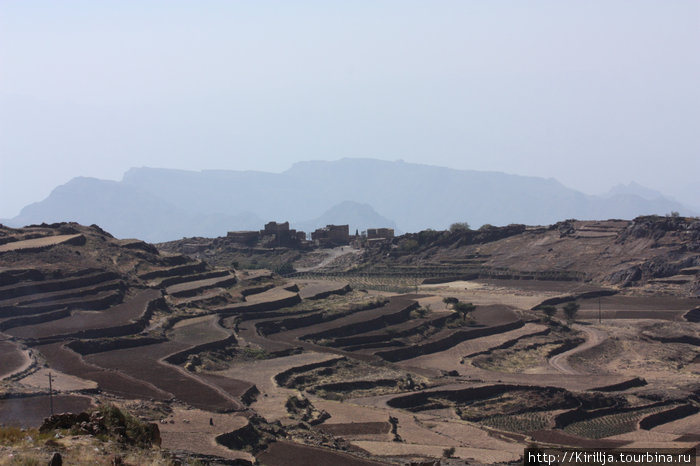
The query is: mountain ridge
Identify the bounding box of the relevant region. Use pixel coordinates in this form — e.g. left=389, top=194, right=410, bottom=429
left=9, top=158, right=694, bottom=242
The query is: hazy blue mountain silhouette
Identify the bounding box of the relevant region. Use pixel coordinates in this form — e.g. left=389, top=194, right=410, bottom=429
left=294, top=201, right=398, bottom=236
left=10, top=159, right=694, bottom=242
left=605, top=182, right=667, bottom=201
left=12, top=177, right=263, bottom=242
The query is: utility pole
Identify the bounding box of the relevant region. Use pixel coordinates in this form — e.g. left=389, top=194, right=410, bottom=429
left=47, top=372, right=55, bottom=416
left=415, top=262, right=420, bottom=293
left=598, top=297, right=602, bottom=324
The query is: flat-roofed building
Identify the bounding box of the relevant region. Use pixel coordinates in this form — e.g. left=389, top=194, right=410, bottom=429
left=367, top=228, right=394, bottom=240
left=311, top=224, right=350, bottom=246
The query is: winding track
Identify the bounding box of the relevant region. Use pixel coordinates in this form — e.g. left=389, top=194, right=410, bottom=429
left=549, top=324, right=607, bottom=374
left=295, top=246, right=360, bottom=272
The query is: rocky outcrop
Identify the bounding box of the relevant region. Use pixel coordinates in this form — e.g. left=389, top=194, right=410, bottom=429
left=40, top=408, right=161, bottom=447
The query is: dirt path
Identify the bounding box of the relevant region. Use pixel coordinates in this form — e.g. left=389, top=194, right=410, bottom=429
left=549, top=324, right=607, bottom=375
left=295, top=246, right=360, bottom=272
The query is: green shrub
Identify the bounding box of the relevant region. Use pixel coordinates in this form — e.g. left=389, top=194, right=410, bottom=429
left=398, top=239, right=419, bottom=252
left=562, top=302, right=580, bottom=323
left=541, top=305, right=557, bottom=321
left=449, top=222, right=470, bottom=232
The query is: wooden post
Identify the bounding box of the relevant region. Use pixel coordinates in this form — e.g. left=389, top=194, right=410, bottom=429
left=47, top=372, right=55, bottom=416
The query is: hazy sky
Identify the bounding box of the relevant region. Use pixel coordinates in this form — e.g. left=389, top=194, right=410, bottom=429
left=1, top=1, right=699, bottom=218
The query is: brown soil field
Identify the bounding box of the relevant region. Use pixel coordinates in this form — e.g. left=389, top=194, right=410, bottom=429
left=398, top=322, right=549, bottom=375
left=606, top=429, right=690, bottom=444
left=469, top=304, right=521, bottom=326
left=575, top=295, right=699, bottom=321
left=0, top=270, right=120, bottom=302
left=1, top=289, right=123, bottom=319
left=18, top=367, right=98, bottom=392
left=652, top=412, right=700, bottom=436
left=213, top=352, right=341, bottom=421
left=159, top=406, right=254, bottom=463
left=83, top=329, right=244, bottom=412
left=165, top=272, right=237, bottom=297
left=0, top=278, right=123, bottom=312
left=312, top=397, right=527, bottom=465
left=257, top=440, right=387, bottom=466
left=137, top=261, right=208, bottom=281
left=169, top=314, right=230, bottom=345
left=154, top=268, right=230, bottom=288
left=86, top=346, right=243, bottom=411
left=529, top=429, right=630, bottom=448
left=32, top=315, right=250, bottom=407
left=36, top=342, right=172, bottom=400
left=350, top=440, right=521, bottom=463
left=273, top=296, right=416, bottom=341
left=374, top=306, right=523, bottom=363
left=196, top=373, right=255, bottom=400
left=7, top=288, right=160, bottom=340
left=241, top=287, right=298, bottom=305
left=319, top=422, right=391, bottom=436
left=312, top=395, right=517, bottom=455
left=170, top=287, right=237, bottom=307
left=298, top=280, right=351, bottom=300
left=476, top=279, right=606, bottom=294
left=0, top=394, right=93, bottom=428
left=0, top=234, right=84, bottom=253
left=419, top=281, right=557, bottom=309
left=566, top=320, right=700, bottom=389
left=214, top=286, right=301, bottom=315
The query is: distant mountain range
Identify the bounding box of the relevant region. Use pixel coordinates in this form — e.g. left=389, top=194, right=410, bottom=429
left=8, top=158, right=695, bottom=242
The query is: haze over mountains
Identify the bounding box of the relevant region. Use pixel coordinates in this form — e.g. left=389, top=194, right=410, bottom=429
left=8, top=158, right=694, bottom=242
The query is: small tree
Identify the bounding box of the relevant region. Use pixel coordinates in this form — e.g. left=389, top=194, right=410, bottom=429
left=562, top=302, right=580, bottom=323
left=443, top=296, right=459, bottom=309
left=541, top=305, right=557, bottom=322
left=449, top=222, right=470, bottom=232
left=454, top=301, right=476, bottom=321
left=443, top=446, right=456, bottom=458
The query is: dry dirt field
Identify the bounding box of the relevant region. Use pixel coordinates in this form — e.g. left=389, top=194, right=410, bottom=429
left=2, top=219, right=700, bottom=465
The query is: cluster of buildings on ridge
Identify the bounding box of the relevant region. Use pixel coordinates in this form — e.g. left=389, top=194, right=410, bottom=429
left=227, top=221, right=394, bottom=248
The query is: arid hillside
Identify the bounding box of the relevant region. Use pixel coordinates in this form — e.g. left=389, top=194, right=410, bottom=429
left=3, top=220, right=700, bottom=465
left=161, top=216, right=700, bottom=297
left=319, top=217, right=700, bottom=296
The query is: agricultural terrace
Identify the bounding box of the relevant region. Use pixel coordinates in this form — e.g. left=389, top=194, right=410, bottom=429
left=3, top=221, right=700, bottom=464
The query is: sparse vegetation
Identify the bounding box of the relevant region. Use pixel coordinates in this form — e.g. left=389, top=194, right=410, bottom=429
left=410, top=306, right=429, bottom=319
left=541, top=305, right=557, bottom=322
left=564, top=405, right=670, bottom=439
left=398, top=238, right=419, bottom=252
left=453, top=301, right=476, bottom=321
left=562, top=302, right=580, bottom=323
left=449, top=222, right=470, bottom=232
left=481, top=412, right=552, bottom=434
left=443, top=296, right=458, bottom=309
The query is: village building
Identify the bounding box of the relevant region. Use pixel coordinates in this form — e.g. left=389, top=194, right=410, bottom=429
left=367, top=228, right=394, bottom=240
left=226, top=230, right=260, bottom=245
left=227, top=221, right=306, bottom=248
left=259, top=221, right=305, bottom=248
left=311, top=224, right=350, bottom=246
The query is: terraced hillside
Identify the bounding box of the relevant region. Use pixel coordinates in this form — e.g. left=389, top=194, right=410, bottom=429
left=3, top=221, right=700, bottom=465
